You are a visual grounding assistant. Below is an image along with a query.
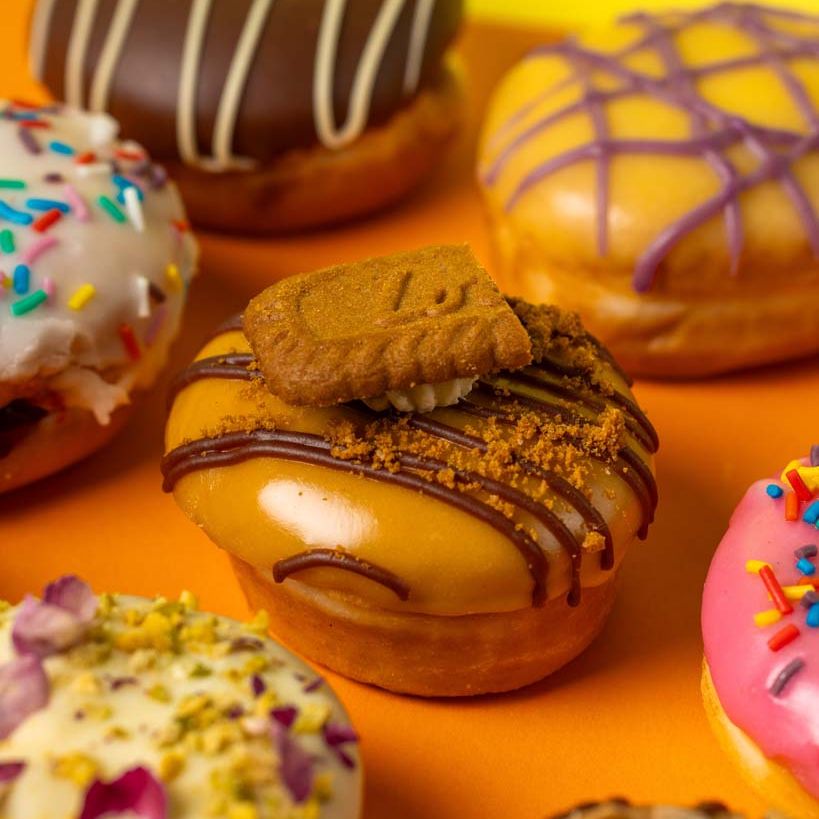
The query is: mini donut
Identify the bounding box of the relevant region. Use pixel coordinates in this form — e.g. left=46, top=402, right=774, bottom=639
left=0, top=102, right=196, bottom=493
left=161, top=258, right=657, bottom=696
left=29, top=0, right=464, bottom=234
left=702, top=446, right=819, bottom=818
left=0, top=575, right=361, bottom=818
left=547, top=800, right=741, bottom=819
left=478, top=3, right=819, bottom=377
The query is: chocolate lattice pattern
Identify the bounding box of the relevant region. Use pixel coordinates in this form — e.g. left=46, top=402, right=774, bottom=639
left=481, top=3, right=819, bottom=292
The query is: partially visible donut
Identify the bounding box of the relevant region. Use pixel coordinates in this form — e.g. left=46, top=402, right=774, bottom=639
left=546, top=800, right=741, bottom=819
left=0, top=101, right=197, bottom=493
left=30, top=0, right=464, bottom=233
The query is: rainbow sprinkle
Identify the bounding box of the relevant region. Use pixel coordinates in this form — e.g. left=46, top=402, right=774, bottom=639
left=0, top=229, right=15, bottom=253
left=63, top=184, right=89, bottom=222
left=10, top=289, right=47, bottom=316
left=767, top=484, right=784, bottom=498
left=67, top=283, right=96, bottom=311
left=165, top=262, right=182, bottom=292
left=97, top=195, right=126, bottom=223
left=12, top=264, right=29, bottom=294
left=25, top=197, right=70, bottom=213
left=48, top=140, right=75, bottom=156
left=0, top=179, right=26, bottom=190
left=0, top=201, right=32, bottom=225
left=770, top=658, right=805, bottom=696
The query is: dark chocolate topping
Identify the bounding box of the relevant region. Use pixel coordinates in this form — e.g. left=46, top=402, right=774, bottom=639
left=33, top=0, right=462, bottom=164
left=273, top=548, right=411, bottom=601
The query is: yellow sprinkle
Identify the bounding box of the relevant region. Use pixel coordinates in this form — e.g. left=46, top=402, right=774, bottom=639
left=67, top=283, right=96, bottom=310
left=781, top=460, right=819, bottom=492
left=165, top=262, right=182, bottom=292
left=158, top=751, right=186, bottom=782
left=783, top=585, right=815, bottom=600
left=745, top=560, right=771, bottom=574
left=53, top=753, right=99, bottom=786
left=754, top=609, right=783, bottom=627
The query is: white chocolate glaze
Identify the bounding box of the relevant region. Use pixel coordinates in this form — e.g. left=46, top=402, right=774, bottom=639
left=0, top=103, right=197, bottom=423
left=0, top=592, right=361, bottom=819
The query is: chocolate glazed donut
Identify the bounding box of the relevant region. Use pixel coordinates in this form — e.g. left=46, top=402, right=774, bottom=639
left=29, top=0, right=465, bottom=232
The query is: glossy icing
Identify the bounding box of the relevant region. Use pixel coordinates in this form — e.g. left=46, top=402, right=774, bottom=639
left=479, top=3, right=819, bottom=292
left=0, top=590, right=361, bottom=818
left=702, top=456, right=819, bottom=801
left=163, top=325, right=656, bottom=617
left=0, top=102, right=196, bottom=423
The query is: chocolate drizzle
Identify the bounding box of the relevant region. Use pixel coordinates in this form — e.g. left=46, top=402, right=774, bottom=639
left=273, top=548, right=411, bottom=601
left=162, top=326, right=657, bottom=608
left=482, top=3, right=819, bottom=291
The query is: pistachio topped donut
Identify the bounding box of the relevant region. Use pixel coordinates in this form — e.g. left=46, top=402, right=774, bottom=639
left=479, top=3, right=819, bottom=377
left=0, top=576, right=361, bottom=818
left=0, top=101, right=196, bottom=493
left=162, top=246, right=658, bottom=696
left=30, top=0, right=464, bottom=233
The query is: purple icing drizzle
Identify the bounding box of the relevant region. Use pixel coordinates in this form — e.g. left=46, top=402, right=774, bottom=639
left=482, top=3, right=819, bottom=292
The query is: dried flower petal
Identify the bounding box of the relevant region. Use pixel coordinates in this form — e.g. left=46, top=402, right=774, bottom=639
left=0, top=761, right=25, bottom=783
left=0, top=656, right=49, bottom=739
left=271, top=720, right=313, bottom=804
left=79, top=767, right=166, bottom=819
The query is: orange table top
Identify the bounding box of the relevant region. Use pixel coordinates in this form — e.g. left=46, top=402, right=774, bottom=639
left=2, top=6, right=817, bottom=819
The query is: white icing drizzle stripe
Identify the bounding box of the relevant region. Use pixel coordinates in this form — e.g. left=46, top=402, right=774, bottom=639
left=28, top=0, right=57, bottom=82
left=65, top=0, right=99, bottom=109
left=177, top=0, right=213, bottom=165
left=403, top=0, right=436, bottom=95
left=314, top=0, right=407, bottom=150
left=88, top=0, right=140, bottom=113
left=211, top=0, right=275, bottom=169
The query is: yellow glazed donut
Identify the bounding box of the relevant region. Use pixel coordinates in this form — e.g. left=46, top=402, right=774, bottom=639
left=162, top=277, right=658, bottom=696
left=478, top=3, right=819, bottom=377
left=0, top=575, right=361, bottom=818
left=0, top=102, right=196, bottom=493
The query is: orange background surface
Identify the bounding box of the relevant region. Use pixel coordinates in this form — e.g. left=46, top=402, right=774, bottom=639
left=1, top=4, right=818, bottom=818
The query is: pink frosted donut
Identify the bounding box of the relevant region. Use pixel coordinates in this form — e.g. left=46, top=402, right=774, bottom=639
left=702, top=446, right=819, bottom=819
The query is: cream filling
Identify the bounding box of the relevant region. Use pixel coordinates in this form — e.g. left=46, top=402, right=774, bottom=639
left=363, top=377, right=477, bottom=414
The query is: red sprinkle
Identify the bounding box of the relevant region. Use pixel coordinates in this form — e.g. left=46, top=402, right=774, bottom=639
left=171, top=219, right=190, bottom=233
left=118, top=323, right=141, bottom=361
left=11, top=98, right=41, bottom=110
left=760, top=565, right=793, bottom=614
left=17, top=119, right=50, bottom=130
left=32, top=209, right=62, bottom=233
left=115, top=148, right=145, bottom=161
left=786, top=469, right=813, bottom=502
left=768, top=624, right=800, bottom=652
left=74, top=151, right=96, bottom=165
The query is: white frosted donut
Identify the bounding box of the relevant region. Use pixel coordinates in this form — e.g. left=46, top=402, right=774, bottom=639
left=0, top=100, right=197, bottom=492
left=0, top=576, right=362, bottom=818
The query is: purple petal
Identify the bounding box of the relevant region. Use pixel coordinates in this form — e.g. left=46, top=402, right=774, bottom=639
left=0, top=655, right=49, bottom=739
left=0, top=761, right=25, bottom=783
left=11, top=596, right=88, bottom=658
left=271, top=721, right=313, bottom=804
left=323, top=722, right=359, bottom=747
left=79, top=767, right=167, bottom=819
left=250, top=674, right=266, bottom=697
left=303, top=676, right=323, bottom=693
left=43, top=576, right=97, bottom=622
left=271, top=706, right=298, bottom=728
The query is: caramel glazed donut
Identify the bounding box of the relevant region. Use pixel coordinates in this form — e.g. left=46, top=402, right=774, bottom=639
left=162, top=295, right=658, bottom=696
left=479, top=3, right=819, bottom=377
left=29, top=0, right=464, bottom=234
left=0, top=102, right=196, bottom=494
left=547, top=800, right=743, bottom=819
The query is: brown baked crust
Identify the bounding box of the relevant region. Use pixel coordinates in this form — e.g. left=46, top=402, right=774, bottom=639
left=231, top=556, right=617, bottom=697
left=0, top=405, right=130, bottom=494
left=243, top=243, right=533, bottom=406
left=166, top=63, right=463, bottom=233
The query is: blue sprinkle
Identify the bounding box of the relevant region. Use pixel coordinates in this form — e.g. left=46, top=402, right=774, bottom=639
left=48, top=140, right=75, bottom=156
left=0, top=201, right=33, bottom=226
left=808, top=603, right=819, bottom=628
left=767, top=484, right=784, bottom=499
left=804, top=500, right=819, bottom=525
left=797, top=557, right=816, bottom=576
left=111, top=174, right=133, bottom=189
left=25, top=197, right=70, bottom=213
left=13, top=263, right=30, bottom=294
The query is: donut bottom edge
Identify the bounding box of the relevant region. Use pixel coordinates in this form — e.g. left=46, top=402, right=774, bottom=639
left=231, top=555, right=618, bottom=697
left=0, top=403, right=132, bottom=494
left=486, top=220, right=819, bottom=378
left=701, top=661, right=819, bottom=819
left=169, top=60, right=464, bottom=235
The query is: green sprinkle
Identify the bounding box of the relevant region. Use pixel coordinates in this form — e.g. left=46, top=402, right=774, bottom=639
left=97, top=195, right=126, bottom=223
left=0, top=229, right=14, bottom=253
left=10, top=289, right=47, bottom=316
left=0, top=179, right=26, bottom=190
